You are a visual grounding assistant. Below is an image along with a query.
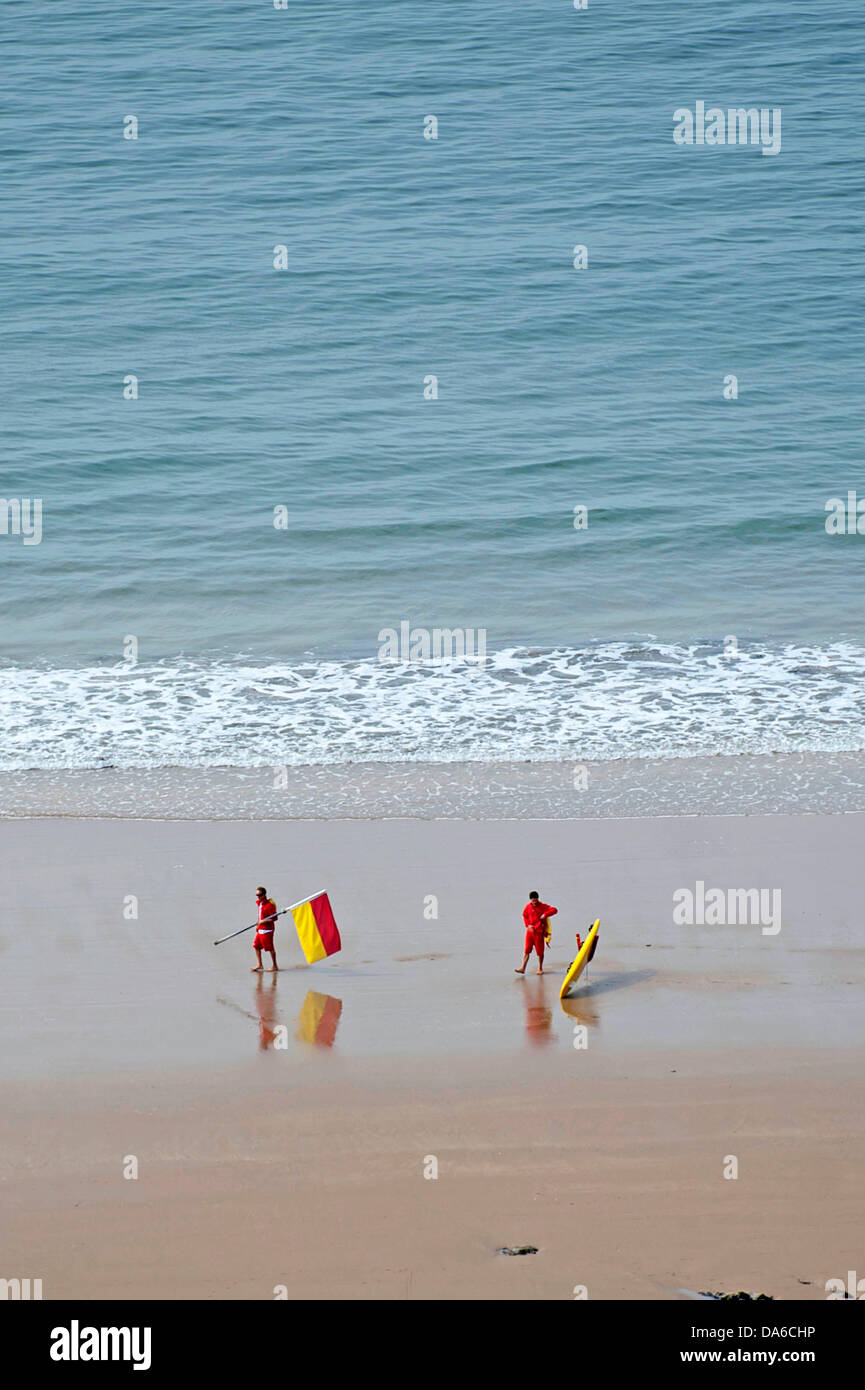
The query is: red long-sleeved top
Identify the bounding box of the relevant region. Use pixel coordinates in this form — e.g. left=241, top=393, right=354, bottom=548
left=523, top=901, right=557, bottom=930
left=258, top=898, right=277, bottom=930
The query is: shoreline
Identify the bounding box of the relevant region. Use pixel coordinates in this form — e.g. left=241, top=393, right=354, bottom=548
left=4, top=749, right=865, bottom=820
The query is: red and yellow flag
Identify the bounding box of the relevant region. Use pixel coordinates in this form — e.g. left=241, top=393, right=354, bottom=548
left=291, top=890, right=341, bottom=964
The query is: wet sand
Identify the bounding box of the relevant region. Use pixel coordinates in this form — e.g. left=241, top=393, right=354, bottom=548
left=4, top=750, right=865, bottom=819
left=1, top=813, right=863, bottom=1298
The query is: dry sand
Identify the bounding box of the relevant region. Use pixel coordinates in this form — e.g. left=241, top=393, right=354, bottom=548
left=1, top=813, right=863, bottom=1299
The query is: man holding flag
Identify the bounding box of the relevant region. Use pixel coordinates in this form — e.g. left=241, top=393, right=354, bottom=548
left=214, top=885, right=341, bottom=969
left=251, top=885, right=279, bottom=972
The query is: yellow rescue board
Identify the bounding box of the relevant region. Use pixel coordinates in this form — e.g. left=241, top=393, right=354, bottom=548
left=559, top=919, right=600, bottom=999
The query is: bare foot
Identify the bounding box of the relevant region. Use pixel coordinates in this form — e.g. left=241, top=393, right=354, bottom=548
left=265, top=966, right=279, bottom=972
left=514, top=968, right=525, bottom=974
left=250, top=966, right=263, bottom=972
left=536, top=969, right=544, bottom=975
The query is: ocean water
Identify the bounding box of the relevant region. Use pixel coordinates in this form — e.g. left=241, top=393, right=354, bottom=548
left=3, top=1, right=864, bottom=775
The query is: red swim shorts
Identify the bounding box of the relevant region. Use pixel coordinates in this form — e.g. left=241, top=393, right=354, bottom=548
left=524, top=928, right=545, bottom=958
left=253, top=931, right=275, bottom=952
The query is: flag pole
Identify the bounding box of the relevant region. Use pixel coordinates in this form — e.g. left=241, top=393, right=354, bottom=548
left=212, top=891, right=327, bottom=945
left=213, top=910, right=287, bottom=946
left=286, top=890, right=326, bottom=911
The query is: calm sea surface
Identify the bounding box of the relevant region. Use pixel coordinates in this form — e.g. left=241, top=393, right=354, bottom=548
left=3, top=2, right=864, bottom=772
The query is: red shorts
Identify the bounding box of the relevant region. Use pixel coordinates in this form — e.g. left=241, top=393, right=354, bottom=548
left=253, top=931, right=275, bottom=952
left=524, top=928, right=545, bottom=958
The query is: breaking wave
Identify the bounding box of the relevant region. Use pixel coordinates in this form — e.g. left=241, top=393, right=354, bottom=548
left=1, top=641, right=864, bottom=770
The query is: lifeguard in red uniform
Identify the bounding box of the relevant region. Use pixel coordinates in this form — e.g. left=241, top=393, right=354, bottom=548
left=251, top=886, right=279, bottom=973
left=515, top=891, right=557, bottom=976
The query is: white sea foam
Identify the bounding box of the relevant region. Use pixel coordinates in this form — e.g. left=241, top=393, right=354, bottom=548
left=1, top=642, right=864, bottom=770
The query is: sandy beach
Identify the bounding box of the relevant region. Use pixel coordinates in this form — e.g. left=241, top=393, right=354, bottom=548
left=2, top=811, right=863, bottom=1299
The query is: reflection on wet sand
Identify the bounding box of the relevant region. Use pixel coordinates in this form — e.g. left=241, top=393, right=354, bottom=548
left=253, top=976, right=282, bottom=1051
left=295, top=991, right=343, bottom=1047
left=558, top=969, right=654, bottom=1026
left=520, top=976, right=556, bottom=1047
left=559, top=992, right=600, bottom=1029
left=217, top=975, right=283, bottom=1051
left=218, top=981, right=343, bottom=1051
